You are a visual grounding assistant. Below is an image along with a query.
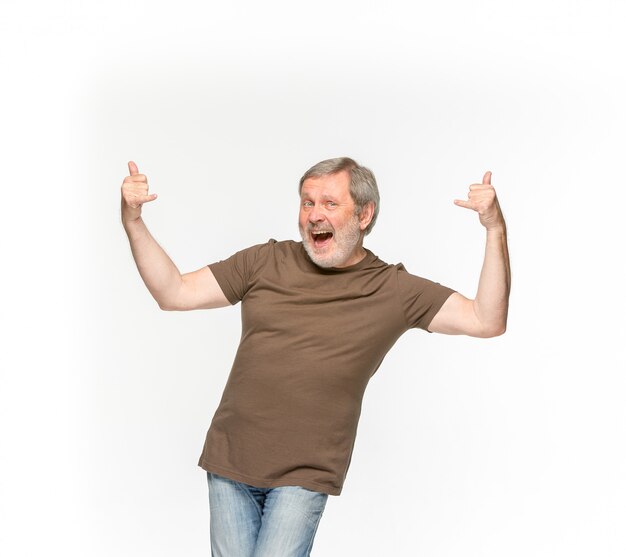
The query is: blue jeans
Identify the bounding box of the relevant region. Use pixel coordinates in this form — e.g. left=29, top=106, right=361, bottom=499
left=206, top=472, right=329, bottom=557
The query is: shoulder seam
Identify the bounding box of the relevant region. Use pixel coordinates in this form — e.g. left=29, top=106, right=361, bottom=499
left=395, top=265, right=411, bottom=329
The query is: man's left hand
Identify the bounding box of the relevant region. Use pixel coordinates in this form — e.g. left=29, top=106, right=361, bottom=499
left=454, top=171, right=505, bottom=230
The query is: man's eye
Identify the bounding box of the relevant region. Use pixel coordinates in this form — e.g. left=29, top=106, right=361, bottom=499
left=302, top=201, right=313, bottom=207
left=326, top=201, right=337, bottom=208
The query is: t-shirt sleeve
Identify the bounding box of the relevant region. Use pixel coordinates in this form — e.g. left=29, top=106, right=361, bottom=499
left=397, top=265, right=456, bottom=332
left=207, top=240, right=274, bottom=305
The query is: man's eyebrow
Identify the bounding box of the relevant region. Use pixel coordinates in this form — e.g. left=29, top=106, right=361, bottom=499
left=300, top=191, right=339, bottom=200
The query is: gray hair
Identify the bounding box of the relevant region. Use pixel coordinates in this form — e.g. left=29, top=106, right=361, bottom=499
left=298, top=157, right=380, bottom=235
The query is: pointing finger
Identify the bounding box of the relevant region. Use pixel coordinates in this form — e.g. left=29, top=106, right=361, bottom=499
left=128, top=161, right=139, bottom=176
left=128, top=193, right=158, bottom=208
left=482, top=171, right=492, bottom=185
left=454, top=199, right=473, bottom=210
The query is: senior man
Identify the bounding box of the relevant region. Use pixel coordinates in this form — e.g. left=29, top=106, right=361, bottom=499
left=121, top=157, right=510, bottom=556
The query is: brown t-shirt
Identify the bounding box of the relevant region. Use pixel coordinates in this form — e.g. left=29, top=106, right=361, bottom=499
left=198, top=239, right=455, bottom=495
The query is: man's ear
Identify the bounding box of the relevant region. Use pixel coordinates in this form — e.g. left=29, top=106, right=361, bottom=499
left=358, top=202, right=375, bottom=231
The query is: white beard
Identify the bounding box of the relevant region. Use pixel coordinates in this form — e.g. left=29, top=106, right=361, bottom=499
left=299, top=214, right=362, bottom=268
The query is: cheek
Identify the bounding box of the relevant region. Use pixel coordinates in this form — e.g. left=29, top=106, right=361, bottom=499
left=332, top=214, right=349, bottom=230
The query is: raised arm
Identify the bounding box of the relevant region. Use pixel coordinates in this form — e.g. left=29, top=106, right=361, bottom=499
left=428, top=171, right=511, bottom=338
left=121, top=161, right=230, bottom=311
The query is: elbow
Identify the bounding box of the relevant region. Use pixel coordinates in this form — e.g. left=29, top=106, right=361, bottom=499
left=471, top=301, right=508, bottom=338
left=156, top=286, right=184, bottom=311
left=158, top=298, right=177, bottom=311
left=480, top=322, right=507, bottom=338
left=487, top=326, right=506, bottom=338
left=159, top=303, right=181, bottom=311
left=474, top=305, right=508, bottom=338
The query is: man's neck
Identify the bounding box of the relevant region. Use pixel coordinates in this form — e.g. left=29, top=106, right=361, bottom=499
left=333, top=245, right=367, bottom=268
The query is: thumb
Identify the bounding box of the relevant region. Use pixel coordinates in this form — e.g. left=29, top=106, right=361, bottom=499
left=482, top=171, right=492, bottom=185
left=128, top=161, right=139, bottom=176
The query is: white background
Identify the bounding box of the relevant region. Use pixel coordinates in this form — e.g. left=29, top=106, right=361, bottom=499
left=1, top=1, right=625, bottom=555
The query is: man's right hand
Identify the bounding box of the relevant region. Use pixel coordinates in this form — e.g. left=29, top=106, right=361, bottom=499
left=121, top=161, right=158, bottom=224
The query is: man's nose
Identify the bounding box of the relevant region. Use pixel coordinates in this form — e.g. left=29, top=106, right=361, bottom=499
left=308, top=204, right=325, bottom=223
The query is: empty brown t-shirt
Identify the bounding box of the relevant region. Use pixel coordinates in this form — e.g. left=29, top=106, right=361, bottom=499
left=198, top=239, right=455, bottom=495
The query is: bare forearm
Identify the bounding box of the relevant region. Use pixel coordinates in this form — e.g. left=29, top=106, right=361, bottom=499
left=123, top=217, right=182, bottom=308
left=473, top=224, right=511, bottom=335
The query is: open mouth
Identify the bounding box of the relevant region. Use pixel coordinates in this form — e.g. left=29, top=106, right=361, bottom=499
left=311, top=230, right=334, bottom=248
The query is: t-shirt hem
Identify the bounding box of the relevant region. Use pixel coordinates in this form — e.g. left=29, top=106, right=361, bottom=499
left=207, top=263, right=239, bottom=305
left=423, top=289, right=457, bottom=333
left=198, top=459, right=342, bottom=496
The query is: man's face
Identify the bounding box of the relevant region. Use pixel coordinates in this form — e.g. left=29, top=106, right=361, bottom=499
left=298, top=170, right=366, bottom=268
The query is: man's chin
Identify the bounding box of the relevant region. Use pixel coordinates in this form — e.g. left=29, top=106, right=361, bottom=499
left=302, top=241, right=337, bottom=268
left=308, top=253, right=336, bottom=269
left=310, top=257, right=335, bottom=269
